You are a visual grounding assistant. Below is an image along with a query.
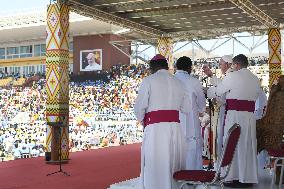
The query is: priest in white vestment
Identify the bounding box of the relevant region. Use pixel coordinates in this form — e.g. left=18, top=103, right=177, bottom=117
left=174, top=56, right=206, bottom=170
left=255, top=87, right=268, bottom=169
left=207, top=54, right=261, bottom=187
left=203, top=55, right=233, bottom=160
left=254, top=87, right=267, bottom=120
left=134, top=54, right=191, bottom=189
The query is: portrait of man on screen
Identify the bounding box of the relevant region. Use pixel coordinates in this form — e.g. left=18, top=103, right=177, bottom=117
left=80, top=49, right=102, bottom=71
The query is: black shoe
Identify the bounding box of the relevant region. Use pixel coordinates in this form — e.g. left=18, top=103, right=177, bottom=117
left=223, top=182, right=236, bottom=188
left=223, top=181, right=253, bottom=188
left=239, top=183, right=253, bottom=188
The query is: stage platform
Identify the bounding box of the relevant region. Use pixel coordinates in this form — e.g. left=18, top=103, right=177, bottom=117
left=0, top=143, right=281, bottom=189
left=109, top=170, right=280, bottom=189
left=0, top=144, right=140, bottom=189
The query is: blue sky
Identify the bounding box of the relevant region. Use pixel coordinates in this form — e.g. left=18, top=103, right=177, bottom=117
left=1, top=0, right=49, bottom=12
left=0, top=0, right=269, bottom=57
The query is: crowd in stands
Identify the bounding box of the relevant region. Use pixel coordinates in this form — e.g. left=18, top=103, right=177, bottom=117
left=0, top=56, right=269, bottom=161
left=194, top=56, right=268, bottom=68
left=0, top=71, right=20, bottom=79
left=0, top=79, right=46, bottom=161
left=0, top=64, right=147, bottom=161
left=0, top=71, right=46, bottom=88
left=68, top=64, right=147, bottom=152
left=0, top=71, right=43, bottom=79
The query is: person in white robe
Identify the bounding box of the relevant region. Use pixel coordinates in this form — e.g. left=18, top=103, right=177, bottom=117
left=202, top=55, right=233, bottom=160
left=255, top=87, right=268, bottom=169
left=174, top=56, right=206, bottom=170
left=203, top=55, right=233, bottom=86
left=254, top=87, right=267, bottom=120
left=200, top=107, right=210, bottom=158
left=207, top=54, right=261, bottom=187
left=134, top=54, right=191, bottom=189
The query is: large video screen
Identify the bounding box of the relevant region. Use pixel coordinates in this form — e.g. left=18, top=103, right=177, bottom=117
left=80, top=49, right=102, bottom=71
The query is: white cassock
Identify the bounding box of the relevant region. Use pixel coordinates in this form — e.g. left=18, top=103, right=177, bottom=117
left=254, top=88, right=268, bottom=169
left=175, top=70, right=206, bottom=170
left=208, top=69, right=233, bottom=159
left=200, top=113, right=210, bottom=158
left=134, top=69, right=191, bottom=189
left=84, top=63, right=101, bottom=71
left=207, top=68, right=261, bottom=184
left=254, top=88, right=267, bottom=120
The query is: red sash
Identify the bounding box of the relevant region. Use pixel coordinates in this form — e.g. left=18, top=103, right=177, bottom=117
left=143, top=110, right=180, bottom=128
left=225, top=99, right=255, bottom=112
left=223, top=99, right=255, bottom=135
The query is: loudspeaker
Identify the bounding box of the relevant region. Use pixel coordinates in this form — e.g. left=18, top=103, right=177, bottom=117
left=45, top=152, right=51, bottom=161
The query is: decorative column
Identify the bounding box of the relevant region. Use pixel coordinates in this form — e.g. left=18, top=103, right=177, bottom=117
left=46, top=1, right=70, bottom=162
left=268, top=28, right=282, bottom=88
left=268, top=28, right=284, bottom=184
left=157, top=37, right=174, bottom=73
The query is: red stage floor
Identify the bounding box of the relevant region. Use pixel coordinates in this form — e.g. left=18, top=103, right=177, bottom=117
left=0, top=144, right=141, bottom=189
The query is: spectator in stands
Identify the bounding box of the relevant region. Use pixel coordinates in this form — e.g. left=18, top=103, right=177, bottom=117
left=12, top=143, right=21, bottom=160
left=31, top=146, right=40, bottom=157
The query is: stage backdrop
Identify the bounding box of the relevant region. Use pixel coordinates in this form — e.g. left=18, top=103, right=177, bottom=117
left=80, top=49, right=102, bottom=71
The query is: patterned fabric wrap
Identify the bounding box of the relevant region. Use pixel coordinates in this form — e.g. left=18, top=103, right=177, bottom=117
left=46, top=2, right=70, bottom=160
left=157, top=37, right=174, bottom=71
left=268, top=28, right=282, bottom=88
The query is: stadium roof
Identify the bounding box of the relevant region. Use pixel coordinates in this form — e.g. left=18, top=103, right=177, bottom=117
left=0, top=10, right=124, bottom=44
left=0, top=11, right=91, bottom=30
left=69, top=0, right=284, bottom=41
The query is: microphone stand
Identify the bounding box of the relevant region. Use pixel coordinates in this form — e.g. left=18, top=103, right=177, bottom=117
left=46, top=122, right=70, bottom=176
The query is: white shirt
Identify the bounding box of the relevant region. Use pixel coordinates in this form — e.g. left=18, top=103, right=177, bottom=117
left=84, top=63, right=101, bottom=71
left=254, top=88, right=267, bottom=120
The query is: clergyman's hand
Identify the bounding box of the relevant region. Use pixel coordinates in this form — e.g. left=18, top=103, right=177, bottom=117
left=136, top=121, right=143, bottom=129
left=202, top=65, right=213, bottom=77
